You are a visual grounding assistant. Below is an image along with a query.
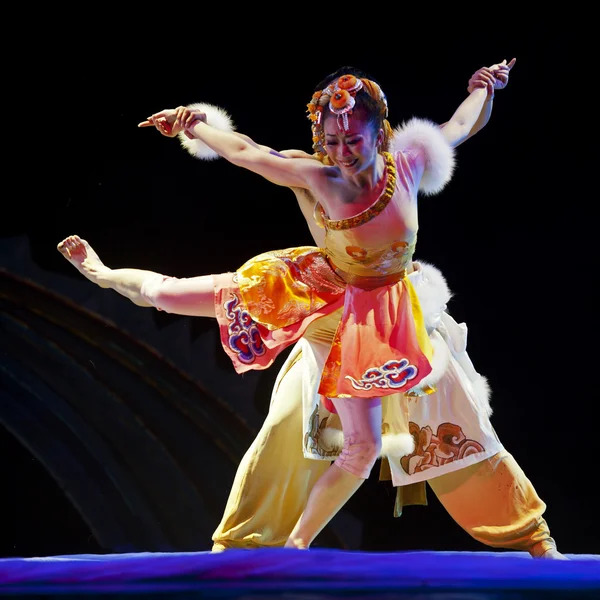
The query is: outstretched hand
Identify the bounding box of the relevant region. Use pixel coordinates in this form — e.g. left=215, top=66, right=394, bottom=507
left=138, top=109, right=182, bottom=138
left=138, top=106, right=207, bottom=139
left=468, top=58, right=516, bottom=95
left=489, top=58, right=516, bottom=90
left=467, top=66, right=497, bottom=97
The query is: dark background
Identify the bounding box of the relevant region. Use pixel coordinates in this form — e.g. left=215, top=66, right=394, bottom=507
left=2, top=18, right=596, bottom=557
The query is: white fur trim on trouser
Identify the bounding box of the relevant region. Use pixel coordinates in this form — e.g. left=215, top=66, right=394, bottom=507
left=389, top=117, right=455, bottom=195
left=381, top=433, right=415, bottom=457
left=318, top=428, right=415, bottom=459
left=177, top=102, right=236, bottom=161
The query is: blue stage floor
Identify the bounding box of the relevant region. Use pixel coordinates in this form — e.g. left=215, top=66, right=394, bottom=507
left=0, top=549, right=599, bottom=599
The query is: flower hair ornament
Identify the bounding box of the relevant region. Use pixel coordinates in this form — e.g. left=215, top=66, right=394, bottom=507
left=307, top=74, right=390, bottom=159
left=327, top=74, right=364, bottom=131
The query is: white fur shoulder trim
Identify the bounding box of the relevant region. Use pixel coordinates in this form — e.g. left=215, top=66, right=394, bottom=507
left=390, top=117, right=455, bottom=195
left=177, top=102, right=236, bottom=161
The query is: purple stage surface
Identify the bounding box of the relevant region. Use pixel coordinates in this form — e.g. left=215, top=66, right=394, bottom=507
left=0, top=549, right=599, bottom=599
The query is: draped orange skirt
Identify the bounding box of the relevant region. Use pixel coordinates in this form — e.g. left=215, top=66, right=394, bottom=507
left=214, top=247, right=433, bottom=400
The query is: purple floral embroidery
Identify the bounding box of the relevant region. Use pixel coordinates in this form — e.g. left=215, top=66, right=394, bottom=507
left=225, top=294, right=266, bottom=364
left=345, top=358, right=418, bottom=391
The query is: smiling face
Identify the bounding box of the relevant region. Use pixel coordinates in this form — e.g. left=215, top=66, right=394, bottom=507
left=322, top=106, right=383, bottom=173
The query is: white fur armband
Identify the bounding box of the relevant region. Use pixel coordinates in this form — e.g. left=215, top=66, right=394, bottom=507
left=177, top=102, right=236, bottom=161
left=389, top=117, right=455, bottom=195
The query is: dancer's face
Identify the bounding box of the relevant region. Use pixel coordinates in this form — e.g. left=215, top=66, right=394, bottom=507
left=322, top=107, right=383, bottom=174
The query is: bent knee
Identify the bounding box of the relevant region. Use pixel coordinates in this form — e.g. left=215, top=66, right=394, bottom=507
left=335, top=436, right=382, bottom=478
left=348, top=438, right=382, bottom=466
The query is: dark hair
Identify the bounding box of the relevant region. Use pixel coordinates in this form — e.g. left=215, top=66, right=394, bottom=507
left=313, top=65, right=380, bottom=92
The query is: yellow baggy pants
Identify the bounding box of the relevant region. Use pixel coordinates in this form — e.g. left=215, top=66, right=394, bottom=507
left=212, top=354, right=557, bottom=557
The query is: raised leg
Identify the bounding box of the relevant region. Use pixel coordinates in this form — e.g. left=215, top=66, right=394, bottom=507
left=57, top=234, right=217, bottom=316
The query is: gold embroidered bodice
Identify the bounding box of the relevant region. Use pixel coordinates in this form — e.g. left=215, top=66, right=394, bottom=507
left=315, top=152, right=417, bottom=285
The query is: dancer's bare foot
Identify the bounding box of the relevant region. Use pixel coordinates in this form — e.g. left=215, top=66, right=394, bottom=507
left=284, top=537, right=309, bottom=550
left=57, top=235, right=111, bottom=288
left=539, top=548, right=570, bottom=560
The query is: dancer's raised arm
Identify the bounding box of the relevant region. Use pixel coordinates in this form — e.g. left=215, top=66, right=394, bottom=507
left=440, top=58, right=516, bottom=146
left=139, top=103, right=324, bottom=190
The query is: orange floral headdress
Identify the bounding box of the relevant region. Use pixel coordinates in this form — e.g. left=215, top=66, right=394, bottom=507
left=307, top=74, right=391, bottom=160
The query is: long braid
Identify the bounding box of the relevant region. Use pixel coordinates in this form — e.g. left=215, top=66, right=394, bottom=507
left=361, top=78, right=392, bottom=152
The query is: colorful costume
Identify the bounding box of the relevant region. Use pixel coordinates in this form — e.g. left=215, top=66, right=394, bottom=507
left=212, top=118, right=507, bottom=479
left=214, top=119, right=453, bottom=400
left=211, top=256, right=555, bottom=554
left=168, top=110, right=559, bottom=556
left=209, top=118, right=558, bottom=556
left=212, top=310, right=556, bottom=555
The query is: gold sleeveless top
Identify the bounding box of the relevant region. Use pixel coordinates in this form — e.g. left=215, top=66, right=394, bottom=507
left=314, top=152, right=417, bottom=288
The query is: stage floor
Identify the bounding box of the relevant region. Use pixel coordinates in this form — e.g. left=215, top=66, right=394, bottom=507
left=1, top=549, right=599, bottom=599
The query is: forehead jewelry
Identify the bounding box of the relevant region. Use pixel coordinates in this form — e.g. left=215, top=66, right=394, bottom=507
left=307, top=74, right=366, bottom=155
left=326, top=75, right=364, bottom=131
